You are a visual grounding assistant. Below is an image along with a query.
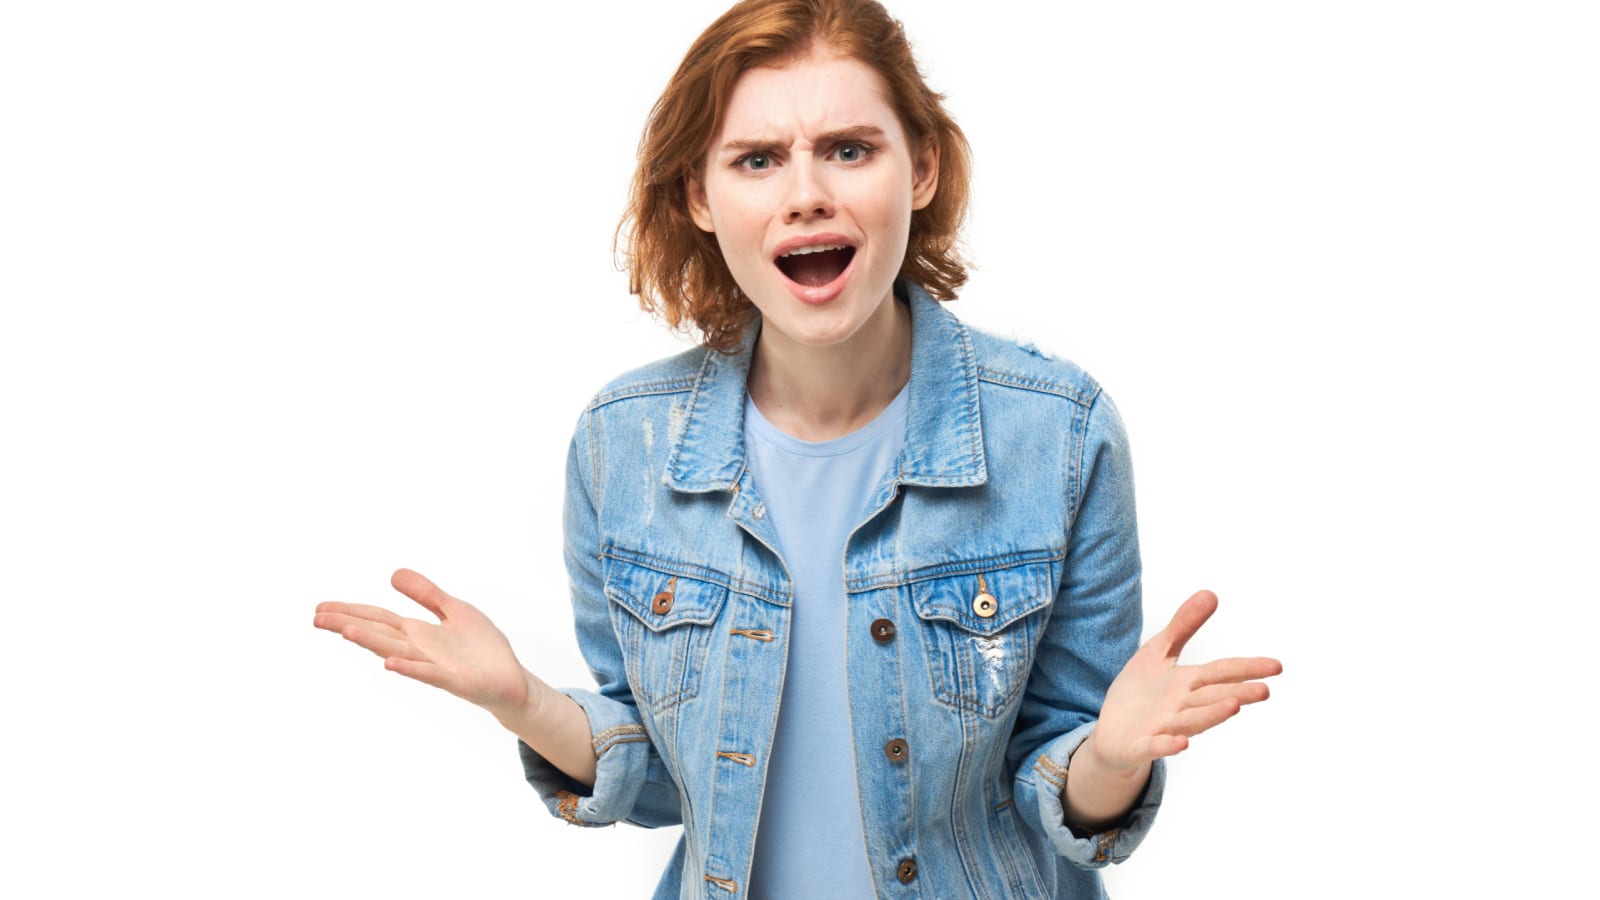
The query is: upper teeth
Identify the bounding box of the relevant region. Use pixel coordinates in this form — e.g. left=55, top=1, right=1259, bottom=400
left=781, top=244, right=846, bottom=257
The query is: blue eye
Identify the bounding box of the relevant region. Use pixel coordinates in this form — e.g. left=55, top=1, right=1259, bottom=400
left=834, top=142, right=874, bottom=163
left=740, top=152, right=772, bottom=171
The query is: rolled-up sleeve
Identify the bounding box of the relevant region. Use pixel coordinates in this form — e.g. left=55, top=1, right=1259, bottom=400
left=1014, top=722, right=1165, bottom=866
left=1008, top=389, right=1164, bottom=867
left=518, top=410, right=681, bottom=829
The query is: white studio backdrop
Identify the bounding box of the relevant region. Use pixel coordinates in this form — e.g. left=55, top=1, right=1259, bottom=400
left=2, top=1, right=1595, bottom=897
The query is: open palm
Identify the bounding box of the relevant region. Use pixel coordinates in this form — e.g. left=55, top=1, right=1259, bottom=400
left=1088, top=590, right=1282, bottom=771
left=313, top=568, right=529, bottom=719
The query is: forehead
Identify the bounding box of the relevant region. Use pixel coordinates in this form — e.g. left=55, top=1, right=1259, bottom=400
left=715, top=51, right=902, bottom=142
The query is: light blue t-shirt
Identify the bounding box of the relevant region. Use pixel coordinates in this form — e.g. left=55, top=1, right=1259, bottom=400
left=743, top=386, right=909, bottom=899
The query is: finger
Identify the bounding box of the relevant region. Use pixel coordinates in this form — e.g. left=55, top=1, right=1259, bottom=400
left=1135, top=733, right=1189, bottom=760
left=391, top=568, right=452, bottom=620
left=1169, top=698, right=1244, bottom=738
left=385, top=656, right=451, bottom=691
left=314, top=611, right=403, bottom=640
left=1192, top=656, right=1284, bottom=687
left=340, top=623, right=424, bottom=661
left=1158, top=590, right=1217, bottom=659
left=1184, top=681, right=1271, bottom=710
left=312, top=604, right=408, bottom=632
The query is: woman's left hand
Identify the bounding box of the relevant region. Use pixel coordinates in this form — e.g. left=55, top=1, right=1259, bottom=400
left=1085, top=590, right=1282, bottom=772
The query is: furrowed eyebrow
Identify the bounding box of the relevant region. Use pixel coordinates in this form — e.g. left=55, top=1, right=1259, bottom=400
left=718, top=125, right=888, bottom=155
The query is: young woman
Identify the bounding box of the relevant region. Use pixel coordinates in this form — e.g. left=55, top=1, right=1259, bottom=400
left=313, top=1, right=1281, bottom=896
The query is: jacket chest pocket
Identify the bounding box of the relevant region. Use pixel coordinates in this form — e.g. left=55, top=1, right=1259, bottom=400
left=912, top=558, right=1058, bottom=719
left=604, top=559, right=728, bottom=715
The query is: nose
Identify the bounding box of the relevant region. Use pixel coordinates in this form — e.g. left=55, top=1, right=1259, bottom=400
left=783, top=159, right=833, bottom=223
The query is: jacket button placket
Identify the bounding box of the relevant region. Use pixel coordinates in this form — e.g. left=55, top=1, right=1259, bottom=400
left=705, top=560, right=785, bottom=895
left=859, top=601, right=916, bottom=893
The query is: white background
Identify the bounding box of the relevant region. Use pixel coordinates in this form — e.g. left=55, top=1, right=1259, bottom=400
left=2, top=1, right=1596, bottom=897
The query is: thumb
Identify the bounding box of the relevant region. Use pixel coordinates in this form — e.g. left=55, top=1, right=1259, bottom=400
left=390, top=568, right=454, bottom=620
left=1158, top=590, right=1217, bottom=660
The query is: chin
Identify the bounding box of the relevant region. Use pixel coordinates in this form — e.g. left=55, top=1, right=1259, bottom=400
left=767, top=291, right=890, bottom=349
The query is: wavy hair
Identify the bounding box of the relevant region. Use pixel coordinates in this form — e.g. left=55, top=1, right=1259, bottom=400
left=617, top=0, right=972, bottom=352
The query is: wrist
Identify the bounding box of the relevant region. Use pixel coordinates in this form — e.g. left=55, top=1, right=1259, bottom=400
left=489, top=669, right=546, bottom=733
left=1062, top=732, right=1153, bottom=835
left=1075, top=731, right=1148, bottom=781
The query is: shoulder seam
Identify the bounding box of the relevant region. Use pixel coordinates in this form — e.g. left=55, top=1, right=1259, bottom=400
left=976, top=366, right=1100, bottom=408
left=586, top=376, right=698, bottom=411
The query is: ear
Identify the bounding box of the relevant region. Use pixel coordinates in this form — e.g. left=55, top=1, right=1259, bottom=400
left=687, top=173, right=716, bottom=233
left=910, top=137, right=940, bottom=211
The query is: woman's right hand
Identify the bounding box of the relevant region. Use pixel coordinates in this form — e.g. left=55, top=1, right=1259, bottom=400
left=313, top=568, right=532, bottom=722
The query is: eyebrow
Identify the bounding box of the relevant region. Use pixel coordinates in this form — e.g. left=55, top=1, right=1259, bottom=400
left=718, top=125, right=888, bottom=155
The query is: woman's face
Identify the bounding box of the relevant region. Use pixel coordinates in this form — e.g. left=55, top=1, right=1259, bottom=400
left=689, top=49, right=938, bottom=354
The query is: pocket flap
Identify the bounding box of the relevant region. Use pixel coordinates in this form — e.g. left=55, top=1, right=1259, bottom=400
left=911, top=559, right=1057, bottom=635
left=604, top=557, right=729, bottom=633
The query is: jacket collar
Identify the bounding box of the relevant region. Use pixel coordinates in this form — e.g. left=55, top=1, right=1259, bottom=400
left=663, top=283, right=988, bottom=492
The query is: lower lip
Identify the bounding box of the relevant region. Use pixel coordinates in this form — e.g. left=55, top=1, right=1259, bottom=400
left=780, top=251, right=856, bottom=305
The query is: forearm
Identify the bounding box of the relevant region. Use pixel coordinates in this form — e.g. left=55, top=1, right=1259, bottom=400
left=1061, top=731, right=1151, bottom=834
left=494, top=669, right=598, bottom=788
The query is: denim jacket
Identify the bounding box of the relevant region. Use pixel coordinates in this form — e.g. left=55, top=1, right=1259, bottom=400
left=521, top=284, right=1165, bottom=899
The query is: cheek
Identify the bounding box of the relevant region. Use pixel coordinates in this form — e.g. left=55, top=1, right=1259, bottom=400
left=706, top=194, right=766, bottom=246
left=860, top=170, right=916, bottom=226
left=710, top=213, right=762, bottom=262
left=704, top=207, right=770, bottom=287
left=862, top=188, right=916, bottom=253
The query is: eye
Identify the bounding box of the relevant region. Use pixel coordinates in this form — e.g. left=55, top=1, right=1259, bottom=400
left=736, top=151, right=773, bottom=171
left=833, top=141, right=875, bottom=164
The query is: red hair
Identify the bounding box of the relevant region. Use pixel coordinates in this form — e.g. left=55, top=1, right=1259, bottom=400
left=617, top=0, right=972, bottom=352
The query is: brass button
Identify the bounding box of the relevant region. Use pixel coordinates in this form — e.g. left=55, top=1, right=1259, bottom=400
left=884, top=738, right=908, bottom=763
left=896, top=858, right=917, bottom=884
left=870, top=618, right=896, bottom=643
left=652, top=577, right=676, bottom=615
left=972, top=592, right=997, bottom=618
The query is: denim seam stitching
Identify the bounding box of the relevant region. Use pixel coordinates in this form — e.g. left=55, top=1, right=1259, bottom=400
left=605, top=585, right=726, bottom=633
left=586, top=375, right=699, bottom=410
left=593, top=734, right=650, bottom=755
left=582, top=409, right=603, bottom=516
left=662, top=348, right=717, bottom=485
left=602, top=546, right=788, bottom=604
left=590, top=724, right=648, bottom=754
left=1064, top=390, right=1099, bottom=530
left=844, top=547, right=1066, bottom=593
left=957, top=322, right=986, bottom=476
left=1033, top=762, right=1065, bottom=792
left=976, top=368, right=1095, bottom=406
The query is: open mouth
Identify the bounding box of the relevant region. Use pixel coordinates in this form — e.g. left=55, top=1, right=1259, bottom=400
left=775, top=244, right=856, bottom=287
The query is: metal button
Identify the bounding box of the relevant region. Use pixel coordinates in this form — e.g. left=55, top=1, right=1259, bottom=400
left=652, top=578, right=676, bottom=615
left=884, top=738, right=908, bottom=763
left=870, top=618, right=896, bottom=643
left=972, top=573, right=997, bottom=619
left=896, top=858, right=917, bottom=884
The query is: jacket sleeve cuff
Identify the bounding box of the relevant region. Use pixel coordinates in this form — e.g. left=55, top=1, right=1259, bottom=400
left=1013, top=721, right=1166, bottom=868
left=518, top=688, right=653, bottom=828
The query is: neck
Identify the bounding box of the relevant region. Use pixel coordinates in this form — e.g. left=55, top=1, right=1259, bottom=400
left=746, top=292, right=911, bottom=442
